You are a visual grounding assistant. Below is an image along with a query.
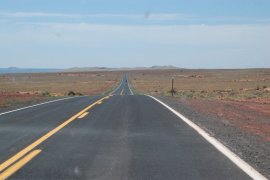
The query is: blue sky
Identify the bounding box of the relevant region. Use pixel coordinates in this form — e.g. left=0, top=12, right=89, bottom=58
left=0, top=0, right=270, bottom=68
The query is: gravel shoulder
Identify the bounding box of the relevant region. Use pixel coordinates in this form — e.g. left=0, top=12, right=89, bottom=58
left=156, top=96, right=270, bottom=179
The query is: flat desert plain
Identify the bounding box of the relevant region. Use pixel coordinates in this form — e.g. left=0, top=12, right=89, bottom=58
left=0, top=69, right=269, bottom=177
left=129, top=69, right=270, bottom=178
left=0, top=71, right=122, bottom=109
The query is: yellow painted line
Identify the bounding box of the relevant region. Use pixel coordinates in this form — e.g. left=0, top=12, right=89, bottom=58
left=97, top=101, right=102, bottom=105
left=0, top=149, right=41, bottom=180
left=0, top=96, right=109, bottom=173
left=78, top=112, right=89, bottom=119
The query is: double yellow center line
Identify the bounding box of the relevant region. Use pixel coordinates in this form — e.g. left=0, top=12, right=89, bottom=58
left=0, top=150, right=42, bottom=180
left=0, top=96, right=110, bottom=179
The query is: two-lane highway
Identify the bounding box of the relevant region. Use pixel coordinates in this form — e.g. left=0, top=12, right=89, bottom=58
left=111, top=75, right=133, bottom=96
left=0, top=76, right=263, bottom=179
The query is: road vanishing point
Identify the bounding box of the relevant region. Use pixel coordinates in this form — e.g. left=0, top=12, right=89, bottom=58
left=0, top=76, right=266, bottom=180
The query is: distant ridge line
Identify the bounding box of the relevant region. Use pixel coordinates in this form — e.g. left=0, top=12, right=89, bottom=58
left=65, top=66, right=181, bottom=72
left=0, top=66, right=181, bottom=74
left=0, top=67, right=63, bottom=74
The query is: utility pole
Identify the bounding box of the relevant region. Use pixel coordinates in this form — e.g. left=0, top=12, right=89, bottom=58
left=171, top=76, right=174, bottom=96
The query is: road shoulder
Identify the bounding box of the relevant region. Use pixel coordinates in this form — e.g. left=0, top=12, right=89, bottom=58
left=153, top=95, right=270, bottom=179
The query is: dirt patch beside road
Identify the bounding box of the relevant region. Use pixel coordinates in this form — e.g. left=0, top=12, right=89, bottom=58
left=0, top=93, right=56, bottom=113
left=0, top=71, right=122, bottom=111
left=157, top=96, right=270, bottom=178
left=187, top=99, right=270, bottom=142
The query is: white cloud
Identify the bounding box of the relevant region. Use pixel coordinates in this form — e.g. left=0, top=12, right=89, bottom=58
left=1, top=11, right=270, bottom=24
left=0, top=12, right=82, bottom=18
left=1, top=22, right=270, bottom=48
left=0, top=11, right=192, bottom=21
left=145, top=13, right=193, bottom=21
left=0, top=22, right=269, bottom=68
left=28, top=23, right=270, bottom=46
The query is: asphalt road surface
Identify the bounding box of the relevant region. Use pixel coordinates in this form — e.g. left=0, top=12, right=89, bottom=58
left=0, top=76, right=255, bottom=179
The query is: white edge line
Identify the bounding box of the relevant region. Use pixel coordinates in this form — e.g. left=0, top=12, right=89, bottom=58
left=0, top=96, right=83, bottom=116
left=147, top=95, right=267, bottom=180
left=127, top=77, right=134, bottom=95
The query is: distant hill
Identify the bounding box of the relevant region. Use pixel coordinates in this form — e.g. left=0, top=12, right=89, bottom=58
left=149, top=66, right=180, bottom=69
left=0, top=67, right=63, bottom=74
left=65, top=66, right=180, bottom=72
left=0, top=66, right=181, bottom=74
left=65, top=67, right=112, bottom=72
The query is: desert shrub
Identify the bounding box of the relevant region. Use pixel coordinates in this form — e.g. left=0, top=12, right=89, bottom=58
left=42, top=91, right=51, bottom=97
left=75, top=92, right=83, bottom=96
left=254, top=91, right=263, bottom=97
left=256, top=85, right=260, bottom=90
left=68, top=91, right=76, bottom=96
left=200, top=94, right=205, bottom=98
left=263, top=85, right=267, bottom=89
left=187, top=93, right=193, bottom=98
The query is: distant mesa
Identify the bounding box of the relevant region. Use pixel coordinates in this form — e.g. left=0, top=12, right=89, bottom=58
left=0, top=66, right=181, bottom=74
left=65, top=66, right=180, bottom=72
left=0, top=67, right=63, bottom=74
left=150, top=65, right=179, bottom=69
left=64, top=67, right=110, bottom=72
left=8, top=67, right=18, bottom=69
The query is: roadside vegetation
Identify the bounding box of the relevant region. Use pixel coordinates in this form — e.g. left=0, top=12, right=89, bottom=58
left=0, top=71, right=122, bottom=109
left=130, top=69, right=270, bottom=103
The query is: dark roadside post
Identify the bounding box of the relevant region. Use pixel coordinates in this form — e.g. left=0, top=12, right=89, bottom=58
left=171, top=76, right=174, bottom=96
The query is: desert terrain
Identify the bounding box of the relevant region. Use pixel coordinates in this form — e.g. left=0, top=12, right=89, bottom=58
left=0, top=71, right=121, bottom=110
left=0, top=69, right=269, bottom=177
left=129, top=69, right=270, bottom=177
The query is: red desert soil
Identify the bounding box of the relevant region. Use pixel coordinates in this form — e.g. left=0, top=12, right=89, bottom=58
left=0, top=93, right=46, bottom=108
left=187, top=99, right=270, bottom=142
